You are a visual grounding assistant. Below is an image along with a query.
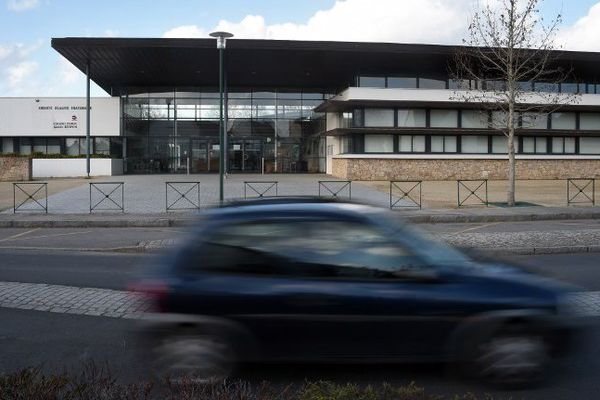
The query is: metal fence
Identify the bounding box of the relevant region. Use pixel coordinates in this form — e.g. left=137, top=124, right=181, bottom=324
left=567, top=178, right=595, bottom=206
left=318, top=180, right=352, bottom=199
left=90, top=182, right=124, bottom=213
left=244, top=181, right=278, bottom=198
left=457, top=179, right=488, bottom=207
left=13, top=182, right=48, bottom=213
left=389, top=181, right=422, bottom=209
left=166, top=182, right=201, bottom=212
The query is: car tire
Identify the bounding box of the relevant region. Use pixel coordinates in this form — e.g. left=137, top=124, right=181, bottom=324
left=152, top=332, right=236, bottom=384
left=474, top=329, right=549, bottom=387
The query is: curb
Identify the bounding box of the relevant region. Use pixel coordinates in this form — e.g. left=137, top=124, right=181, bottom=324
left=2, top=211, right=600, bottom=228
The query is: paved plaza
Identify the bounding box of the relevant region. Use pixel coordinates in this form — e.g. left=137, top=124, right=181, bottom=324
left=7, top=174, right=394, bottom=214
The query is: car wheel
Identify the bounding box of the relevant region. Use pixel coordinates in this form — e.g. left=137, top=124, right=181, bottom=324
left=152, top=333, right=236, bottom=384
left=475, top=332, right=549, bottom=387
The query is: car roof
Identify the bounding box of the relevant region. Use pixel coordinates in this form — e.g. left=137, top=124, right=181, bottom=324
left=202, top=197, right=386, bottom=220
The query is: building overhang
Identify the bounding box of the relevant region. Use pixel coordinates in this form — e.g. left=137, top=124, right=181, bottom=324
left=51, top=37, right=600, bottom=97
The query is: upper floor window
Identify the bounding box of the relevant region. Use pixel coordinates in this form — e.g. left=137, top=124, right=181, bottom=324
left=522, top=136, right=547, bottom=154
left=358, top=76, right=386, bottom=88
left=419, top=78, right=447, bottom=89
left=430, top=110, right=458, bottom=128
left=521, top=112, right=548, bottom=130
left=397, top=109, right=426, bottom=127
left=364, top=109, right=395, bottom=127
left=461, top=110, right=489, bottom=129
left=551, top=112, right=576, bottom=130
left=579, top=113, right=600, bottom=130
left=387, top=77, right=417, bottom=89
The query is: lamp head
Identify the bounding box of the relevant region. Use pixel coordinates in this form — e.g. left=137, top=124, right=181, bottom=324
left=209, top=31, right=234, bottom=49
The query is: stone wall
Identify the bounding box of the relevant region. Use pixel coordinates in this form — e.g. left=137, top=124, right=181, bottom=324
left=0, top=157, right=31, bottom=182
left=332, top=157, right=600, bottom=180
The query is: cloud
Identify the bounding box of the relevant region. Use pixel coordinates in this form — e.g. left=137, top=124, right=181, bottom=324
left=557, top=2, right=600, bottom=51
left=164, top=24, right=207, bottom=38
left=164, top=0, right=474, bottom=44
left=6, top=0, right=39, bottom=12
left=6, top=61, right=38, bottom=87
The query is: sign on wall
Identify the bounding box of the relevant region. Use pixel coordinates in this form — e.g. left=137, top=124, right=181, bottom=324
left=0, top=97, right=120, bottom=137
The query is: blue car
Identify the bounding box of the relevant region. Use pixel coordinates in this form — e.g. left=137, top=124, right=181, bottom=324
left=132, top=198, right=581, bottom=386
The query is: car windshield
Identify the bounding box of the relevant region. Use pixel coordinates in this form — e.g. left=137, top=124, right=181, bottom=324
left=373, top=211, right=475, bottom=267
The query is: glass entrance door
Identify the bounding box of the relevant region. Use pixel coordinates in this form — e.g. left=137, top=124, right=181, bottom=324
left=191, top=139, right=208, bottom=173
left=228, top=139, right=263, bottom=172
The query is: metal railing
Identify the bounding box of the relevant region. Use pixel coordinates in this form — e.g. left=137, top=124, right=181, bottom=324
left=457, top=179, right=488, bottom=207
left=13, top=182, right=48, bottom=213
left=166, top=182, right=201, bottom=212
left=318, top=180, right=352, bottom=199
left=244, top=181, right=278, bottom=198
left=567, top=178, right=595, bottom=206
left=90, top=182, right=124, bottom=213
left=390, top=181, right=422, bottom=209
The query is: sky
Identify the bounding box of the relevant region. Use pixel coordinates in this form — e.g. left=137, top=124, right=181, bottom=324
left=1, top=0, right=600, bottom=97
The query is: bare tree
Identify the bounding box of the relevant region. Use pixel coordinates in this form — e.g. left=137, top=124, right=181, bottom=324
left=450, top=0, right=580, bottom=206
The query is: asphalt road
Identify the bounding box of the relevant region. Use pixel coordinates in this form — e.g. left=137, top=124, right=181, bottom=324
left=0, top=249, right=599, bottom=399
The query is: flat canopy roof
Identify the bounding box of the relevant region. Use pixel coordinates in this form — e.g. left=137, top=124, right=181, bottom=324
left=52, top=37, right=600, bottom=95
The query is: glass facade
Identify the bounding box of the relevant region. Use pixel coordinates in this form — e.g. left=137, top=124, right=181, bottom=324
left=122, top=90, right=327, bottom=174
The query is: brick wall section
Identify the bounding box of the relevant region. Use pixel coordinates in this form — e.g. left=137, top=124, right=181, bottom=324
left=0, top=157, right=31, bottom=182
left=332, top=158, right=600, bottom=180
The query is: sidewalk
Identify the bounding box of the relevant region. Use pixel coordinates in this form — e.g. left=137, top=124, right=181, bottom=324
left=1, top=205, right=600, bottom=228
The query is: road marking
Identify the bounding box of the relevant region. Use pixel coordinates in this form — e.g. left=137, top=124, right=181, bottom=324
left=14, top=230, right=94, bottom=241
left=0, top=281, right=149, bottom=319
left=0, top=228, right=40, bottom=243
left=451, top=222, right=501, bottom=235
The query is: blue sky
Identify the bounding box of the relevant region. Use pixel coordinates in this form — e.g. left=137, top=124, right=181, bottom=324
left=1, top=0, right=600, bottom=97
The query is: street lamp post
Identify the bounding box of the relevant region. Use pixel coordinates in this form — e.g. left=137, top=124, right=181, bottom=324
left=210, top=31, right=233, bottom=204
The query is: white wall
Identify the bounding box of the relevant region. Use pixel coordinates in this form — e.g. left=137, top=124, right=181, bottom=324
left=0, top=97, right=120, bottom=137
left=32, top=158, right=123, bottom=178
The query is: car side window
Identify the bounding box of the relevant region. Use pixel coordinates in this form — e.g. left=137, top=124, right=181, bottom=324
left=193, top=218, right=427, bottom=279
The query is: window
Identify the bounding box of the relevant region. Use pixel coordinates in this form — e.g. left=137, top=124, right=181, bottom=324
left=364, top=135, right=394, bottom=153
left=32, top=138, right=46, bottom=154
left=397, top=109, right=426, bottom=127
left=551, top=113, right=576, bottom=130
left=491, top=136, right=519, bottom=154
left=521, top=112, right=548, bottom=129
left=196, top=219, right=424, bottom=279
left=461, top=136, right=488, bottom=153
left=485, top=80, right=506, bottom=91
left=359, top=76, right=386, bottom=88
left=419, top=78, right=446, bottom=89
left=46, top=138, right=61, bottom=154
left=364, top=109, right=395, bottom=127
left=561, top=83, right=578, bottom=94
left=534, top=82, right=559, bottom=93
left=95, top=137, right=110, bottom=155
left=552, top=137, right=576, bottom=154
left=387, top=77, right=417, bottom=89
left=522, top=137, right=547, bottom=154
left=580, top=137, right=600, bottom=154
left=449, top=79, right=471, bottom=90
left=461, top=110, right=489, bottom=128
left=491, top=111, right=517, bottom=128
left=580, top=113, right=600, bottom=130
left=517, top=81, right=533, bottom=91
left=1, top=138, right=15, bottom=154
left=431, top=135, right=457, bottom=153
left=341, top=136, right=353, bottom=153
left=66, top=138, right=80, bottom=156
left=353, top=109, right=364, bottom=127
left=430, top=110, right=458, bottom=128
left=19, top=138, right=32, bottom=155
left=398, top=135, right=425, bottom=152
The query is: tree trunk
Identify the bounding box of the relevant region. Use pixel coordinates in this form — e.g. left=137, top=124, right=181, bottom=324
left=507, top=108, right=516, bottom=206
